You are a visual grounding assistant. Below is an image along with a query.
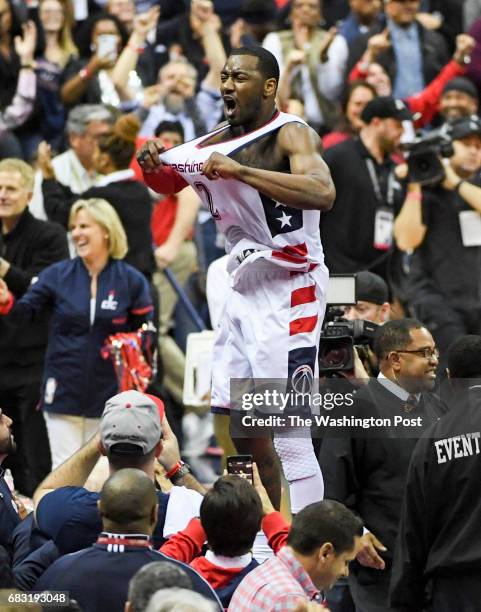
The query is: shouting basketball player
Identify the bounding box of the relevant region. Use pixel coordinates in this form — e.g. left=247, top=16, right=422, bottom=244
left=136, top=47, right=335, bottom=511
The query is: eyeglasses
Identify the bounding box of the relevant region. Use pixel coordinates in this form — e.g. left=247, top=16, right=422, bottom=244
left=395, top=348, right=439, bottom=360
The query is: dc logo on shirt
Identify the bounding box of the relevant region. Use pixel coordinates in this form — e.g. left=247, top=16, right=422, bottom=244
left=101, top=292, right=118, bottom=311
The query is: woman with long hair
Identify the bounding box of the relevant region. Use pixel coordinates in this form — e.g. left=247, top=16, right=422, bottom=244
left=0, top=198, right=153, bottom=467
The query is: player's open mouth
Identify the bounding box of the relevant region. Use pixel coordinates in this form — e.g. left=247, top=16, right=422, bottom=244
left=223, top=96, right=238, bottom=117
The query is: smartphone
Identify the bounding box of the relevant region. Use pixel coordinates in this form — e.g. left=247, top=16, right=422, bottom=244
left=97, top=34, right=118, bottom=61
left=226, top=455, right=253, bottom=485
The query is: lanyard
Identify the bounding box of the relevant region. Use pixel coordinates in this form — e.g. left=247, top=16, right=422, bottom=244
left=365, top=158, right=395, bottom=208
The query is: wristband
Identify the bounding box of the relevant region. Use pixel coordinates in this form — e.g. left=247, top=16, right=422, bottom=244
left=407, top=191, right=422, bottom=201
left=20, top=62, right=34, bottom=69
left=79, top=67, right=92, bottom=81
left=127, top=43, right=144, bottom=54
left=165, top=461, right=183, bottom=480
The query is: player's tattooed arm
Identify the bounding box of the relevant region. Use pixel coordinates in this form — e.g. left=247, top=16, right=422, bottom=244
left=202, top=123, right=335, bottom=211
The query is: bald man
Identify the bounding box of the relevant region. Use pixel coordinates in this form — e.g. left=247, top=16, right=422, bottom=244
left=34, top=469, right=221, bottom=612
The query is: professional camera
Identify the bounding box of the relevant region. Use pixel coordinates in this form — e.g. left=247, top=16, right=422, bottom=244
left=318, top=308, right=379, bottom=375
left=402, top=127, right=454, bottom=186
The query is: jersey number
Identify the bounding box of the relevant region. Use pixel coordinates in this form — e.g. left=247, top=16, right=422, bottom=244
left=194, top=181, right=221, bottom=220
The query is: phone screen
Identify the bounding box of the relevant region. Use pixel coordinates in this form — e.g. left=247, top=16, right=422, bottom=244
left=226, top=455, right=253, bottom=485
left=97, top=34, right=118, bottom=61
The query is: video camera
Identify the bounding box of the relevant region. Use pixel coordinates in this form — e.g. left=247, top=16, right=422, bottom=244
left=402, top=126, right=454, bottom=186
left=318, top=275, right=379, bottom=375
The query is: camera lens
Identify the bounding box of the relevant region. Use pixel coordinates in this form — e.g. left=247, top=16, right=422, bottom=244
left=319, top=348, right=349, bottom=369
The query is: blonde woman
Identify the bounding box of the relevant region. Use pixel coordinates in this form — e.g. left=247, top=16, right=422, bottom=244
left=0, top=198, right=153, bottom=467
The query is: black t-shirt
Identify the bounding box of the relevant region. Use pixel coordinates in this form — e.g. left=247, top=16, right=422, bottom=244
left=321, top=137, right=405, bottom=278
left=408, top=175, right=481, bottom=309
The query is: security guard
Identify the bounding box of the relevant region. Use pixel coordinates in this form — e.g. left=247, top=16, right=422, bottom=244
left=391, top=335, right=481, bottom=611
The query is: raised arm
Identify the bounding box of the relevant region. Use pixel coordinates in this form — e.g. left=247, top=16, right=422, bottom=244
left=202, top=122, right=336, bottom=211
left=137, top=140, right=189, bottom=195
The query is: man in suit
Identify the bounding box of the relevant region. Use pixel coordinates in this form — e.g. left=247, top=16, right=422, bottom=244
left=319, top=318, right=448, bottom=612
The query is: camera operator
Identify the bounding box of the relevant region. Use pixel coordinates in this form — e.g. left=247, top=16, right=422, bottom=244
left=343, top=270, right=391, bottom=379
left=394, top=116, right=481, bottom=363
left=343, top=271, right=391, bottom=326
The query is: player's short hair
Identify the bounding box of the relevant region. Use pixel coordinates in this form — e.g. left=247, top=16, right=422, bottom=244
left=373, top=318, right=425, bottom=360
left=287, top=500, right=363, bottom=556
left=200, top=475, right=263, bottom=557
left=447, top=335, right=481, bottom=378
left=229, top=46, right=280, bottom=84
left=0, top=159, right=34, bottom=191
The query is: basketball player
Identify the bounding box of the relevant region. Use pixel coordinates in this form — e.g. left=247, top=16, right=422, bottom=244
left=137, top=47, right=335, bottom=511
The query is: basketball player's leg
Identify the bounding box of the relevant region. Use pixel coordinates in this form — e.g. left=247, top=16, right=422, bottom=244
left=240, top=266, right=326, bottom=513
left=210, top=286, right=281, bottom=507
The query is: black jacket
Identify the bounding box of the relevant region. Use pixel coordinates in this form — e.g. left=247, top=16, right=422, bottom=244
left=346, top=21, right=449, bottom=93
left=42, top=178, right=154, bottom=278
left=390, top=386, right=481, bottom=610
left=319, top=379, right=448, bottom=609
left=0, top=210, right=68, bottom=384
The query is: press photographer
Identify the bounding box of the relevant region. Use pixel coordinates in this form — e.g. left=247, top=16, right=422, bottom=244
left=394, top=116, right=481, bottom=362
left=319, top=271, right=390, bottom=378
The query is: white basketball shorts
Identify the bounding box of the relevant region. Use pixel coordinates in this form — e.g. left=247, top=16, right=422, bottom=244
left=211, top=262, right=328, bottom=414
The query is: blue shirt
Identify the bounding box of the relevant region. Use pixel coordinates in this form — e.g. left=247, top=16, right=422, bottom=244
left=389, top=19, right=425, bottom=98
left=36, top=487, right=169, bottom=554
left=35, top=533, right=222, bottom=612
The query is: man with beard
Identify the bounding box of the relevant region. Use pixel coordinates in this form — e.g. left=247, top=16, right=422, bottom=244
left=136, top=46, right=335, bottom=513
left=319, top=318, right=448, bottom=612
left=139, top=59, right=224, bottom=142
left=321, top=96, right=410, bottom=281
left=0, top=407, right=21, bottom=547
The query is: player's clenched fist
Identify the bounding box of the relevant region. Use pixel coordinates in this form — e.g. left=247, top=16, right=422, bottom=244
left=136, top=140, right=166, bottom=173
left=203, top=152, right=243, bottom=180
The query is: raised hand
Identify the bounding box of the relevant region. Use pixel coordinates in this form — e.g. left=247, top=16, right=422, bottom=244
left=367, top=29, right=391, bottom=62
left=37, top=141, right=56, bottom=180
left=454, top=33, right=476, bottom=65
left=14, top=20, right=37, bottom=64
left=132, top=6, right=161, bottom=42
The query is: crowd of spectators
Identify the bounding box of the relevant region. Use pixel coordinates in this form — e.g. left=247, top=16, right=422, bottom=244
left=0, top=0, right=481, bottom=610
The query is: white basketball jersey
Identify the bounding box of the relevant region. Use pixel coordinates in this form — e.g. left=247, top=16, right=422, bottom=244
left=158, top=111, right=325, bottom=276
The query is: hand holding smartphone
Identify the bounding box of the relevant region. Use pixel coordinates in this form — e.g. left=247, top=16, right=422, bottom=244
left=96, top=34, right=118, bottom=62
